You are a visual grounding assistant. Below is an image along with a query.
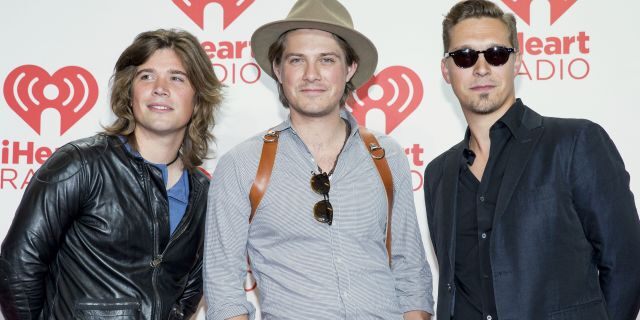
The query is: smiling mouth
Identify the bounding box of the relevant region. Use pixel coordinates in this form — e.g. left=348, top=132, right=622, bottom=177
left=147, top=104, right=173, bottom=111
left=300, top=87, right=326, bottom=92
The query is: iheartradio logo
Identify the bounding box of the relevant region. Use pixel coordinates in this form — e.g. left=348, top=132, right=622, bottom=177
left=346, top=66, right=423, bottom=134
left=502, top=0, right=577, bottom=25
left=173, top=0, right=254, bottom=30
left=3, top=65, right=98, bottom=135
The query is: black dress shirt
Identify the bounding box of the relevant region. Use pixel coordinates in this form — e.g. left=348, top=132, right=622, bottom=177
left=453, top=103, right=523, bottom=320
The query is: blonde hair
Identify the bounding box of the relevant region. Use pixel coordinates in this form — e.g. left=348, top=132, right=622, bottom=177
left=443, top=0, right=519, bottom=53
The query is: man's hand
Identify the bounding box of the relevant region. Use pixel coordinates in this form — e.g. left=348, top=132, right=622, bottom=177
left=403, top=310, right=432, bottom=320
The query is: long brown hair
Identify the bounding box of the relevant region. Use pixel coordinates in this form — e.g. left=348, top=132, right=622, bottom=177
left=104, top=29, right=222, bottom=171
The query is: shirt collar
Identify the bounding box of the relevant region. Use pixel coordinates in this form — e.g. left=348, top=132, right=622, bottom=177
left=462, top=98, right=525, bottom=145
left=118, top=135, right=144, bottom=160
left=117, top=135, right=183, bottom=186
left=498, top=98, right=525, bottom=140
left=271, top=107, right=360, bottom=137
left=167, top=170, right=189, bottom=204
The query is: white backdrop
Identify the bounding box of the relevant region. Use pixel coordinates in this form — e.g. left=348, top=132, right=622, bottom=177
left=1, top=1, right=639, bottom=319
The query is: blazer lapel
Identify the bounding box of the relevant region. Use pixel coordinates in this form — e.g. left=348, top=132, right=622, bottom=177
left=494, top=105, right=544, bottom=223
left=442, top=141, right=465, bottom=270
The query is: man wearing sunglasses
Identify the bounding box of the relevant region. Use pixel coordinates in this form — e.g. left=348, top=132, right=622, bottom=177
left=423, top=1, right=640, bottom=319
left=204, top=0, right=434, bottom=319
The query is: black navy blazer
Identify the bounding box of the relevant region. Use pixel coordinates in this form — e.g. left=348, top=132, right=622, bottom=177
left=424, top=100, right=640, bottom=320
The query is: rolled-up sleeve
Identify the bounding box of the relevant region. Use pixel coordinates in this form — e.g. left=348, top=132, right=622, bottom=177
left=381, top=136, right=435, bottom=315
left=204, top=150, right=256, bottom=320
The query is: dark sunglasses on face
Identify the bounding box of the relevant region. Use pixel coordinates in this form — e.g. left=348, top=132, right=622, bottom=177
left=310, top=172, right=333, bottom=225
left=445, top=46, right=516, bottom=69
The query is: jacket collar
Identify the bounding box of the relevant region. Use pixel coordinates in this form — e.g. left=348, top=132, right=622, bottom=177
left=493, top=99, right=544, bottom=222
left=441, top=99, right=545, bottom=269
left=460, top=98, right=540, bottom=147
left=507, top=98, right=543, bottom=141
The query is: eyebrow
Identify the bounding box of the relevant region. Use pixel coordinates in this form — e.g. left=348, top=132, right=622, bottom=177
left=283, top=52, right=342, bottom=59
left=135, top=68, right=188, bottom=76
left=451, top=43, right=507, bottom=51
left=320, top=52, right=341, bottom=58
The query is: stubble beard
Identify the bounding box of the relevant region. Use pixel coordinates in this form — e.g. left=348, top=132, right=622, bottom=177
left=467, top=93, right=501, bottom=115
left=288, top=96, right=342, bottom=119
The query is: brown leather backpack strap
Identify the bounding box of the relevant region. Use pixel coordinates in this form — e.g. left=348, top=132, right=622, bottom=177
left=358, top=126, right=394, bottom=266
left=249, top=130, right=279, bottom=223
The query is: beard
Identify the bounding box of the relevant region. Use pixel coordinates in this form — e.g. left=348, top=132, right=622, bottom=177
left=465, top=93, right=503, bottom=115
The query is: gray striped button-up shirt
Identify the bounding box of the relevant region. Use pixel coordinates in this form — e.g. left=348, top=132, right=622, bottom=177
left=204, top=110, right=434, bottom=319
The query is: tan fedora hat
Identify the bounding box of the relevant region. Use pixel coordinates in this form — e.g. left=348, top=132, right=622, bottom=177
left=251, top=0, right=378, bottom=89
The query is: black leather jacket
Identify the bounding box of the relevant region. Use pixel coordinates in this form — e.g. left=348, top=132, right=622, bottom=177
left=0, top=134, right=209, bottom=320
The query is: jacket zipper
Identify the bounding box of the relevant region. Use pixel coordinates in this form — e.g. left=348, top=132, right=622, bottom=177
left=148, top=169, right=203, bottom=319
left=142, top=164, right=163, bottom=320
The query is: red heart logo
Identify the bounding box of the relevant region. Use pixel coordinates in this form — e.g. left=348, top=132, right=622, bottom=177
left=501, top=0, right=577, bottom=25
left=347, top=66, right=423, bottom=134
left=549, top=0, right=577, bottom=25
left=3, top=65, right=99, bottom=135
left=501, top=0, right=533, bottom=25
left=173, top=0, right=255, bottom=30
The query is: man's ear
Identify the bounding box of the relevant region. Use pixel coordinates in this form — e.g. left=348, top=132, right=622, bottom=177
left=441, top=58, right=452, bottom=84
left=273, top=61, right=283, bottom=83
left=346, top=62, right=358, bottom=82
left=513, top=50, right=523, bottom=76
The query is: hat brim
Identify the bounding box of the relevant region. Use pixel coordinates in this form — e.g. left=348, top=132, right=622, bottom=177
left=251, top=19, right=378, bottom=89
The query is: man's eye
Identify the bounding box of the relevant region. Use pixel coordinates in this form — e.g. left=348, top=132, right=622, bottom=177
left=289, top=57, right=302, bottom=64
left=171, top=76, right=185, bottom=82
left=321, top=57, right=336, bottom=63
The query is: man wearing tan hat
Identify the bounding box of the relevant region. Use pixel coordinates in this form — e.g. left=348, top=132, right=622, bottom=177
left=203, top=0, right=433, bottom=319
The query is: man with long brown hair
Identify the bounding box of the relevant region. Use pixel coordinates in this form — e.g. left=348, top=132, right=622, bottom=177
left=0, top=29, right=222, bottom=319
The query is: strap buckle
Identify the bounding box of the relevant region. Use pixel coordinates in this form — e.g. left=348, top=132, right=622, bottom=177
left=368, top=143, right=385, bottom=159
left=263, top=130, right=279, bottom=142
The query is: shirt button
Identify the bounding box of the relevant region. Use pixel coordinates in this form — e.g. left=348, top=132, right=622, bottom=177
left=447, top=283, right=452, bottom=292
left=479, top=196, right=485, bottom=202
left=487, top=315, right=493, bottom=320
left=481, top=233, right=487, bottom=239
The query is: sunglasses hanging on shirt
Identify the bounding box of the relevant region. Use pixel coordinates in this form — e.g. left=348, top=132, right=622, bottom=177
left=310, top=172, right=333, bottom=225
left=308, top=119, right=351, bottom=226
left=445, top=46, right=516, bottom=69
